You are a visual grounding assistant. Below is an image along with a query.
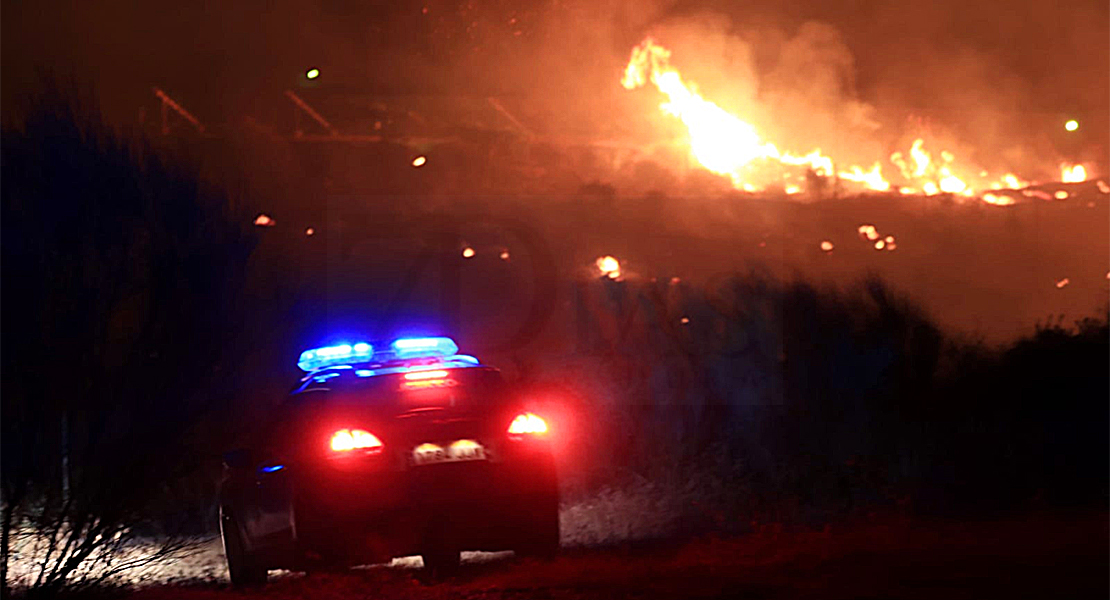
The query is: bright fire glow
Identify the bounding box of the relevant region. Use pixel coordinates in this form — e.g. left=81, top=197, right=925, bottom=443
left=412, top=155, right=427, bottom=167
left=1064, top=119, right=1079, bottom=132
left=508, top=412, right=548, bottom=435
left=330, top=428, right=383, bottom=452
left=1061, top=164, right=1087, bottom=183
left=462, top=247, right=475, bottom=258
left=622, top=38, right=1040, bottom=203
left=596, top=255, right=621, bottom=279
left=982, top=193, right=1015, bottom=206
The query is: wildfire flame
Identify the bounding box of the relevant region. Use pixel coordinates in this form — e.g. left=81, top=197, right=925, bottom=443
left=1060, top=164, right=1087, bottom=183
left=622, top=38, right=1074, bottom=206
left=596, top=255, right=621, bottom=279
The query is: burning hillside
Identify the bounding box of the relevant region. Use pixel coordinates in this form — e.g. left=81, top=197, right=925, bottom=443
left=620, top=38, right=1093, bottom=203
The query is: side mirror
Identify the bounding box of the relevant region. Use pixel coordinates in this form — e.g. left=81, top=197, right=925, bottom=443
left=222, top=448, right=254, bottom=469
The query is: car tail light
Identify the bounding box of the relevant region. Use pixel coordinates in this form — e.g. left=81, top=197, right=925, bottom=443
left=507, top=412, right=548, bottom=436
left=329, top=428, right=383, bottom=454
left=403, top=369, right=450, bottom=381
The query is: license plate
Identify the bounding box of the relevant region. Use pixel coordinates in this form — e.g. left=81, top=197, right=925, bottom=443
left=411, top=440, right=487, bottom=466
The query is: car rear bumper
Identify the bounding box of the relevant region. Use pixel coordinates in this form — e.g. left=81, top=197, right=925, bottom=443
left=292, top=449, right=557, bottom=563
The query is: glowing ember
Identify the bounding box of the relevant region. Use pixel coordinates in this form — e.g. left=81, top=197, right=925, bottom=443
left=820, top=240, right=834, bottom=252
left=1054, top=190, right=1069, bottom=200
left=499, top=250, right=510, bottom=260
left=305, top=227, right=315, bottom=236
left=858, top=224, right=881, bottom=241
left=982, top=193, right=1015, bottom=206
left=412, top=155, right=427, bottom=167
left=680, top=317, right=690, bottom=324
left=1097, top=181, right=1110, bottom=194
left=596, top=255, right=621, bottom=279
left=1055, top=278, right=1070, bottom=289
left=462, top=247, right=475, bottom=258
left=874, top=240, right=886, bottom=250
left=253, top=214, right=275, bottom=227
left=1060, top=164, right=1087, bottom=183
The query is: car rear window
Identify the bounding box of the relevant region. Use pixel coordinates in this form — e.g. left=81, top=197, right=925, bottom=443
left=289, top=367, right=508, bottom=407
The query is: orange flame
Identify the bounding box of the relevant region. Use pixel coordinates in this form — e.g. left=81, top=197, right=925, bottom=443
left=1061, top=164, right=1087, bottom=183
left=622, top=39, right=1042, bottom=204
left=596, top=255, right=621, bottom=279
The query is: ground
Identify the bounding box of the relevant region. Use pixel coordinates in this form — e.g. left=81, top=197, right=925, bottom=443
left=120, top=511, right=1106, bottom=599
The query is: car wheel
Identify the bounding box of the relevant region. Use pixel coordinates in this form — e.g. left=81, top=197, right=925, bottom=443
left=516, top=494, right=560, bottom=559
left=221, top=509, right=268, bottom=587
left=421, top=547, right=461, bottom=577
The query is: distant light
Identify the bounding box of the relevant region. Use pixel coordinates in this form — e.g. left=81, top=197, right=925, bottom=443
left=1064, top=119, right=1079, bottom=132
left=306, top=68, right=320, bottom=80
left=305, top=227, right=315, bottom=236
left=462, top=247, right=475, bottom=258
left=259, top=465, right=285, bottom=473
left=254, top=214, right=275, bottom=227
left=412, top=155, right=427, bottom=167
left=680, top=317, right=690, bottom=324
left=499, top=250, right=510, bottom=260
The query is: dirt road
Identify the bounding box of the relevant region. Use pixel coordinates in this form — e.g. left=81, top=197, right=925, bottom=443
left=126, top=511, right=1106, bottom=600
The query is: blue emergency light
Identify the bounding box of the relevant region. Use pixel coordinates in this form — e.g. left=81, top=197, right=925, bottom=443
left=297, top=342, right=374, bottom=371
left=391, top=336, right=459, bottom=357
left=297, top=336, right=470, bottom=372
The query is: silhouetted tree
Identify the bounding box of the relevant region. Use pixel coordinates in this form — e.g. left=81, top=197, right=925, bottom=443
left=1, top=84, right=257, bottom=594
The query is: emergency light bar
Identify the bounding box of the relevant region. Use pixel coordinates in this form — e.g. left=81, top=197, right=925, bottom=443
left=297, top=342, right=374, bottom=371
left=298, top=337, right=470, bottom=372
left=391, top=337, right=459, bottom=358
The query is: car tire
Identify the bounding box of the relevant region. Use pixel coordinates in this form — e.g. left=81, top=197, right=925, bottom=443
left=421, top=547, right=461, bottom=577
left=516, top=493, right=560, bottom=559
left=221, top=509, right=268, bottom=587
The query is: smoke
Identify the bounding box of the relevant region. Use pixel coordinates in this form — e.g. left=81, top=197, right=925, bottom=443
left=3, top=0, right=1105, bottom=181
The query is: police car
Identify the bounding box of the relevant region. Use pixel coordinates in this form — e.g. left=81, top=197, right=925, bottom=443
left=218, top=337, right=559, bottom=585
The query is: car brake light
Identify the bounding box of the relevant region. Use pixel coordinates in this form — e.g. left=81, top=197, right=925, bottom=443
left=329, top=428, right=383, bottom=453
left=507, top=412, right=548, bottom=436
left=403, top=370, right=449, bottom=381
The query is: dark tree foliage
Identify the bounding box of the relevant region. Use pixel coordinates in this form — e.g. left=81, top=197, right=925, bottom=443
left=1, top=86, right=257, bottom=593
left=565, top=273, right=1108, bottom=527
